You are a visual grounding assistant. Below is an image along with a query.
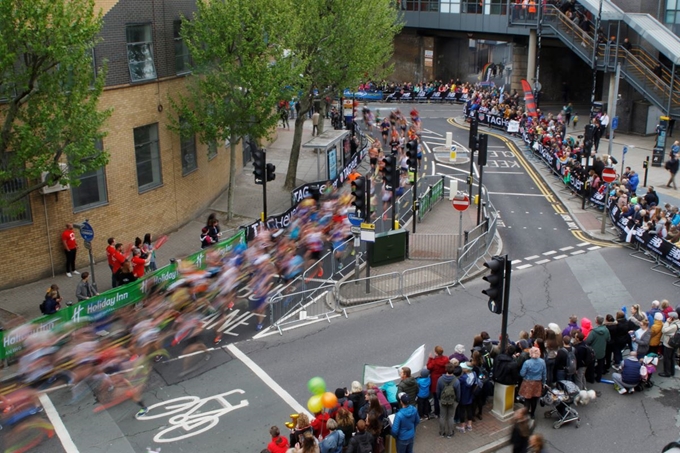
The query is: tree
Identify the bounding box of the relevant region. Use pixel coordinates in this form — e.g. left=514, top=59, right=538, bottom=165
left=0, top=0, right=110, bottom=208
left=171, top=0, right=294, bottom=220
left=283, top=0, right=402, bottom=191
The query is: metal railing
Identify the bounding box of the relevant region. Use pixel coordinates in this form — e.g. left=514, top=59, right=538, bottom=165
left=408, top=234, right=460, bottom=260
left=401, top=260, right=458, bottom=298
left=335, top=272, right=403, bottom=316
left=269, top=285, right=337, bottom=334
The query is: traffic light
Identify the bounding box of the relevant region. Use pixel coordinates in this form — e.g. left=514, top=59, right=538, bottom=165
left=583, top=124, right=595, bottom=153
left=406, top=139, right=418, bottom=171
left=266, top=163, right=276, bottom=182
left=351, top=176, right=366, bottom=214
left=478, top=133, right=488, bottom=167
left=383, top=155, right=397, bottom=192
left=253, top=148, right=265, bottom=185
left=482, top=255, right=506, bottom=314
left=469, top=117, right=479, bottom=150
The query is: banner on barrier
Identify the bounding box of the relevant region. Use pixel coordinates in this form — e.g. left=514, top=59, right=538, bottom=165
left=362, top=345, right=426, bottom=385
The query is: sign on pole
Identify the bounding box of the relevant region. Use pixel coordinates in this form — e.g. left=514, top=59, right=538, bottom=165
left=79, top=221, right=94, bottom=242
left=452, top=192, right=470, bottom=212
left=601, top=167, right=617, bottom=183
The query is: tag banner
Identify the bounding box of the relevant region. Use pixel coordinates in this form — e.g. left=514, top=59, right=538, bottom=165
left=362, top=345, right=426, bottom=385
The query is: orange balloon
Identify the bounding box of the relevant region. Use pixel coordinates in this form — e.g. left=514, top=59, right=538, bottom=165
left=321, top=391, right=338, bottom=409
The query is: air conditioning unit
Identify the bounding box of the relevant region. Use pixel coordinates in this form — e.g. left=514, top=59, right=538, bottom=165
left=41, top=163, right=70, bottom=194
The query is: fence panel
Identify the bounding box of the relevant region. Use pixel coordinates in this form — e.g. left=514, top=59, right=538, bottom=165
left=334, top=273, right=402, bottom=313
left=268, top=285, right=337, bottom=334
left=401, top=260, right=458, bottom=297
left=408, top=234, right=460, bottom=260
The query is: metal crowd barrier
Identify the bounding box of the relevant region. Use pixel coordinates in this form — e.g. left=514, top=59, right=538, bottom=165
left=268, top=285, right=337, bottom=335
left=334, top=272, right=403, bottom=316
left=401, top=260, right=458, bottom=298
left=407, top=234, right=460, bottom=260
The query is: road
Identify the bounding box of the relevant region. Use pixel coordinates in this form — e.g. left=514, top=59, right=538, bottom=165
left=25, top=102, right=680, bottom=453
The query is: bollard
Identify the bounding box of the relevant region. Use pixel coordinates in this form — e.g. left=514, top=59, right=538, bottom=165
left=491, top=383, right=517, bottom=421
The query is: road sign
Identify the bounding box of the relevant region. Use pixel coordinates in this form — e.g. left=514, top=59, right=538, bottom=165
left=350, top=226, right=361, bottom=234
left=360, top=222, right=375, bottom=230
left=347, top=213, right=363, bottom=226
left=452, top=192, right=470, bottom=212
left=622, top=145, right=628, bottom=155
left=601, top=166, right=617, bottom=183
left=449, top=145, right=457, bottom=162
left=612, top=116, right=619, bottom=131
left=79, top=221, right=94, bottom=242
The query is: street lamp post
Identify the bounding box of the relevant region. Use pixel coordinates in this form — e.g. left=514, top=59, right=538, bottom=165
left=590, top=0, right=603, bottom=119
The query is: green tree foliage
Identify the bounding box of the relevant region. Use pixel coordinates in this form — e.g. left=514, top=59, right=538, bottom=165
left=283, top=0, right=402, bottom=190
left=171, top=0, right=294, bottom=220
left=0, top=0, right=110, bottom=206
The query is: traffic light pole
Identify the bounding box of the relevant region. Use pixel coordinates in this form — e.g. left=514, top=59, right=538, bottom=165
left=365, top=175, right=372, bottom=293
left=262, top=155, right=268, bottom=222
left=412, top=158, right=418, bottom=234
left=500, top=254, right=511, bottom=354
left=477, top=134, right=488, bottom=227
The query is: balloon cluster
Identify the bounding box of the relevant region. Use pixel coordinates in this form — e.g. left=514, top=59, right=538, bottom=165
left=306, top=376, right=337, bottom=414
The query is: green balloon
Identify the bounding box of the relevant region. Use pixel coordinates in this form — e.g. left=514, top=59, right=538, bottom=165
left=307, top=376, right=326, bottom=395
left=307, top=394, right=323, bottom=414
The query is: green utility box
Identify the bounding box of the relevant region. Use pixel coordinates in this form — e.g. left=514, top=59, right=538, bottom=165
left=369, top=229, right=407, bottom=267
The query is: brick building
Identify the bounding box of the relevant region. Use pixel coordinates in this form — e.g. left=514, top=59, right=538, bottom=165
left=0, top=0, right=247, bottom=289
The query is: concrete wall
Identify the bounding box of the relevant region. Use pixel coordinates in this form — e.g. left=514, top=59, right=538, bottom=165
left=389, top=30, right=435, bottom=83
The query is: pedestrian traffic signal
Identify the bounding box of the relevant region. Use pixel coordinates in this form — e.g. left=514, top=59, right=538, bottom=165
left=253, top=148, right=265, bottom=185
left=482, top=256, right=506, bottom=314
left=266, top=163, right=276, bottom=182
left=406, top=140, right=418, bottom=171
left=351, top=176, right=366, bottom=214
left=383, top=155, right=397, bottom=192
left=478, top=133, right=488, bottom=167
left=469, top=117, right=479, bottom=150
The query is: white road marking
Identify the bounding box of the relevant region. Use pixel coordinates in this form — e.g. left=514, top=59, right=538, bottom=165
left=543, top=251, right=557, bottom=256
left=553, top=254, right=568, bottom=260
left=577, top=242, right=589, bottom=247
left=487, top=192, right=544, bottom=197
left=254, top=314, right=342, bottom=339
left=39, top=393, right=80, bottom=453
left=421, top=128, right=443, bottom=137
left=535, top=259, right=551, bottom=265
left=571, top=250, right=586, bottom=255
left=226, top=343, right=311, bottom=417
left=559, top=246, right=574, bottom=251
left=511, top=260, right=522, bottom=264
left=483, top=171, right=525, bottom=174
left=517, top=264, right=533, bottom=270
left=524, top=255, right=540, bottom=260
left=588, top=246, right=602, bottom=251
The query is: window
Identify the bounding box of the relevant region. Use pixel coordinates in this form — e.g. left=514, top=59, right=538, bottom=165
left=208, top=141, right=218, bottom=160
left=134, top=124, right=162, bottom=192
left=179, top=118, right=197, bottom=175
left=126, top=24, right=157, bottom=82
left=71, top=140, right=108, bottom=212
left=174, top=20, right=191, bottom=74
left=0, top=164, right=32, bottom=230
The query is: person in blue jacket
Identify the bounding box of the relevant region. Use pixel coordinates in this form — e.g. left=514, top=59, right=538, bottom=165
left=391, top=393, right=419, bottom=453
left=416, top=368, right=431, bottom=420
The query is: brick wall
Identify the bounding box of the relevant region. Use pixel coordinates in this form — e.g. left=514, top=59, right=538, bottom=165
left=389, top=30, right=423, bottom=83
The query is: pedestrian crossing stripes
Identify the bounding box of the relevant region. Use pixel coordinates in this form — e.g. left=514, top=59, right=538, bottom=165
left=510, top=243, right=604, bottom=270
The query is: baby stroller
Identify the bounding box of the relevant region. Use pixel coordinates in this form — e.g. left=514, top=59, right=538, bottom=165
left=637, top=353, right=659, bottom=391
left=541, top=380, right=581, bottom=429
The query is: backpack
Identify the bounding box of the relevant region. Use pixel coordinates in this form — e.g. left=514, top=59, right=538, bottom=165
left=354, top=433, right=373, bottom=453
left=668, top=326, right=680, bottom=349
left=584, top=344, right=596, bottom=367
left=439, top=379, right=457, bottom=406
left=562, top=347, right=577, bottom=375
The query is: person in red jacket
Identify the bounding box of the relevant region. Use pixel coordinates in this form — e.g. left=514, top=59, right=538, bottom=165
left=131, top=247, right=150, bottom=279
left=266, top=426, right=289, bottom=453
left=110, top=243, right=126, bottom=284
left=61, top=223, right=78, bottom=278
left=106, top=237, right=117, bottom=288
left=427, top=345, right=450, bottom=418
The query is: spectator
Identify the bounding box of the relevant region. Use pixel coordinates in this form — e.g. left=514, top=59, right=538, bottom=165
left=651, top=312, right=664, bottom=355
left=585, top=315, right=611, bottom=382
left=628, top=304, right=647, bottom=328
left=625, top=170, right=639, bottom=194
left=510, top=407, right=532, bottom=453
left=644, top=186, right=659, bottom=207
left=573, top=332, right=588, bottom=390
left=346, top=420, right=373, bottom=453
left=289, top=413, right=313, bottom=447
left=612, top=351, right=641, bottom=394
left=528, top=433, right=547, bottom=453
left=436, top=362, right=460, bottom=439
left=449, top=344, right=469, bottom=363
left=267, top=426, right=289, bottom=453
left=632, top=319, right=651, bottom=357
left=319, top=419, right=344, bottom=453
left=493, top=345, right=520, bottom=386
left=142, top=233, right=157, bottom=272
left=580, top=317, right=592, bottom=338
left=117, top=260, right=135, bottom=286
left=106, top=237, right=117, bottom=288
left=397, top=367, right=418, bottom=407
left=667, top=152, right=679, bottom=189
left=662, top=300, right=674, bottom=319
left=347, top=381, right=366, bottom=418
left=427, top=345, right=449, bottom=417
left=519, top=347, right=546, bottom=420
left=659, top=312, right=680, bottom=377
left=61, top=223, right=78, bottom=278
left=312, top=111, right=320, bottom=136
left=457, top=362, right=477, bottom=432
left=292, top=431, right=318, bottom=453
left=40, top=290, right=60, bottom=315
left=649, top=300, right=664, bottom=323
left=131, top=247, right=151, bottom=280
left=334, top=408, right=354, bottom=449
left=45, top=284, right=63, bottom=307
left=391, top=394, right=419, bottom=453
left=415, top=368, right=431, bottom=420
left=562, top=316, right=580, bottom=338
left=110, top=243, right=126, bottom=285
left=554, top=335, right=576, bottom=383
left=75, top=272, right=98, bottom=301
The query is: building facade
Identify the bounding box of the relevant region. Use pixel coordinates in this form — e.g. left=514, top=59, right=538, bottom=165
left=0, top=0, right=243, bottom=289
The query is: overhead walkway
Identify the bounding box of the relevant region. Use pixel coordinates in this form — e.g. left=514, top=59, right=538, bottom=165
left=400, top=0, right=680, bottom=117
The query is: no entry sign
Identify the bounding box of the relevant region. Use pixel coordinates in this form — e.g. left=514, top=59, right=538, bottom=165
left=452, top=193, right=470, bottom=212
left=602, top=167, right=616, bottom=183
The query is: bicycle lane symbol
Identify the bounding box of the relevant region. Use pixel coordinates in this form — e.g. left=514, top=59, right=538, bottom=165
left=135, top=389, right=249, bottom=443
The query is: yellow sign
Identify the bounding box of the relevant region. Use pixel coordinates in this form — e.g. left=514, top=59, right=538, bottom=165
left=361, top=222, right=375, bottom=230
left=449, top=151, right=457, bottom=160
